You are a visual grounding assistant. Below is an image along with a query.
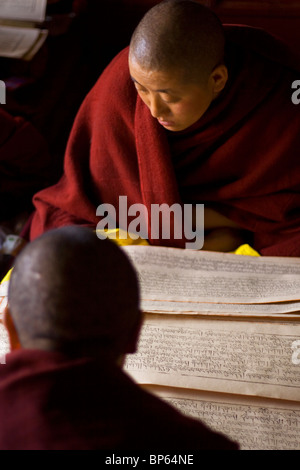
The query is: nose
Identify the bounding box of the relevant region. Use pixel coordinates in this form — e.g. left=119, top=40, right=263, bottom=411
left=148, top=94, right=169, bottom=119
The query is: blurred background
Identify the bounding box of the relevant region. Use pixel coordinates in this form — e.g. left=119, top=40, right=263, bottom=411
left=0, top=0, right=299, bottom=270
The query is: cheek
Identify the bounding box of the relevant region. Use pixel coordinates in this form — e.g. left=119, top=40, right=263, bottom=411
left=180, top=95, right=212, bottom=122
left=172, top=101, right=203, bottom=121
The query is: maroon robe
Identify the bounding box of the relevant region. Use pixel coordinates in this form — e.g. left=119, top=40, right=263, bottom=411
left=0, top=349, right=238, bottom=450
left=30, top=25, right=300, bottom=256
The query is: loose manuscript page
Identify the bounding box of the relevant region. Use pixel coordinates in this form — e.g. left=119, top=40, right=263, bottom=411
left=0, top=0, right=46, bottom=23
left=0, top=25, right=42, bottom=58
left=125, top=315, right=300, bottom=401
left=0, top=0, right=47, bottom=59
left=141, top=298, right=300, bottom=319
left=145, top=386, right=300, bottom=450
left=123, top=246, right=300, bottom=304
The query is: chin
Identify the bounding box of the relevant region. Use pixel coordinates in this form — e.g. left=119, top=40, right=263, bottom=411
left=167, top=123, right=190, bottom=132
left=161, top=122, right=185, bottom=132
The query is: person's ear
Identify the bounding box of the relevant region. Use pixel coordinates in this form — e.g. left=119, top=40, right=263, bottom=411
left=209, top=64, right=228, bottom=96
left=3, top=305, right=21, bottom=351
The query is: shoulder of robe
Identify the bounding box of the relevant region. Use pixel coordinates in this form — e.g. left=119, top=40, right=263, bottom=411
left=71, top=46, right=136, bottom=134
left=88, top=46, right=135, bottom=107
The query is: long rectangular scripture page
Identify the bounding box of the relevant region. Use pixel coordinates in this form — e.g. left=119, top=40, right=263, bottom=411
left=0, top=25, right=45, bottom=58
left=0, top=0, right=47, bottom=23
left=145, top=386, right=300, bottom=450
left=125, top=315, right=300, bottom=402
left=122, top=245, right=300, bottom=304
left=141, top=298, right=300, bottom=321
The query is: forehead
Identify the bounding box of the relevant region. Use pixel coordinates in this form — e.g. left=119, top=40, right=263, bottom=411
left=129, top=58, right=187, bottom=93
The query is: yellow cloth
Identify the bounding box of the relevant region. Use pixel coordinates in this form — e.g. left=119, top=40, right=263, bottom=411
left=1, top=269, right=12, bottom=284
left=232, top=244, right=260, bottom=256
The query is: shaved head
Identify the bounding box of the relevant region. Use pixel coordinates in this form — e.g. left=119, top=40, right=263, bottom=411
left=129, top=0, right=225, bottom=82
left=8, top=226, right=141, bottom=358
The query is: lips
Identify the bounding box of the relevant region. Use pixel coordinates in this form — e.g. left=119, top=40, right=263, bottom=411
left=158, top=119, right=175, bottom=127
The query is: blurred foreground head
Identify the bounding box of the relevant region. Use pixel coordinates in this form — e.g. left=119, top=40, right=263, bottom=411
left=7, top=226, right=141, bottom=361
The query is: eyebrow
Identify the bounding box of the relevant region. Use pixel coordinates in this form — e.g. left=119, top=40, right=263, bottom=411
left=130, top=76, right=174, bottom=94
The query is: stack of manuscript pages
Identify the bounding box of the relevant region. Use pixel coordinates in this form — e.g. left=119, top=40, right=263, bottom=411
left=123, top=246, right=300, bottom=450
left=0, top=0, right=48, bottom=60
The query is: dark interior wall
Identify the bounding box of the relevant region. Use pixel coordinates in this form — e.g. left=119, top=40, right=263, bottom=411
left=84, top=0, right=300, bottom=65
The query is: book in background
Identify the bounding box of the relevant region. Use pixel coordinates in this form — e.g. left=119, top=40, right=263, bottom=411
left=0, top=0, right=48, bottom=60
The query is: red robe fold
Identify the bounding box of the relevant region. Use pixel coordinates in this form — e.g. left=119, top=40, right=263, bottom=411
left=30, top=25, right=300, bottom=256
left=0, top=349, right=238, bottom=450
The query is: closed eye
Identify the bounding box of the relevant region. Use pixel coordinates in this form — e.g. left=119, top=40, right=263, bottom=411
left=133, top=81, right=180, bottom=104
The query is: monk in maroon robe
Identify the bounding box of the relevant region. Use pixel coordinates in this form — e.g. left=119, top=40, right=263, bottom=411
left=0, top=225, right=238, bottom=450
left=30, top=0, right=300, bottom=256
